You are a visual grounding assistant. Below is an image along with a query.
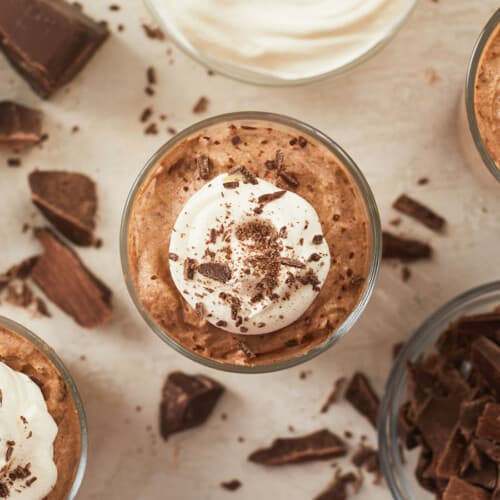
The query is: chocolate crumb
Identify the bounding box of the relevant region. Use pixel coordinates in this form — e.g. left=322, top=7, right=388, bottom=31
left=279, top=171, right=299, bottom=188
left=142, top=24, right=165, bottom=40
left=417, top=177, right=429, bottom=186
left=193, top=96, right=209, bottom=114
left=220, top=479, right=242, bottom=492
left=239, top=342, right=256, bottom=358
left=7, top=157, right=21, bottom=167
left=345, top=372, right=379, bottom=428
left=309, top=253, right=321, bottom=262
left=197, top=155, right=212, bottom=180
left=183, top=258, right=197, bottom=280
left=216, top=320, right=227, bottom=327
left=146, top=66, right=157, bottom=85
left=145, top=123, right=158, bottom=135
left=144, top=86, right=155, bottom=96
left=280, top=257, right=305, bottom=269
left=312, top=235, right=323, bottom=245
left=298, top=136, right=308, bottom=148
left=169, top=252, right=179, bottom=262
left=198, top=262, right=232, bottom=283
left=231, top=135, right=241, bottom=146
left=401, top=266, right=412, bottom=282
left=321, top=377, right=347, bottom=413
left=140, top=107, right=153, bottom=123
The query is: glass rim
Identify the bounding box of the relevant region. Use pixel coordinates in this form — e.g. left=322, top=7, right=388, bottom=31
left=0, top=316, right=88, bottom=499
left=120, top=111, right=381, bottom=374
left=465, top=8, right=500, bottom=183
left=144, top=0, right=417, bottom=87
left=378, top=280, right=500, bottom=499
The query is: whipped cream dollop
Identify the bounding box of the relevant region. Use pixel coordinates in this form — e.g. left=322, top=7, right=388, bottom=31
left=0, top=362, right=58, bottom=499
left=149, top=0, right=413, bottom=80
left=169, top=171, right=330, bottom=335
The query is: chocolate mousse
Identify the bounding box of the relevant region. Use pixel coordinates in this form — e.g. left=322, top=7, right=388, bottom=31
left=0, top=324, right=83, bottom=499
left=126, top=119, right=372, bottom=367
left=474, top=22, right=500, bottom=168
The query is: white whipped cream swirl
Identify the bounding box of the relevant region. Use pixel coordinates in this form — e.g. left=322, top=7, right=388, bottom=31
left=169, top=173, right=330, bottom=335
left=0, top=362, right=58, bottom=499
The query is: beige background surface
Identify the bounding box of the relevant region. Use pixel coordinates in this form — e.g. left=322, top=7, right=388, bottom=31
left=0, top=1, right=499, bottom=499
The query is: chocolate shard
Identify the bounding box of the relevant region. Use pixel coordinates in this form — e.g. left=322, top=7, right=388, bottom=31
left=29, top=170, right=97, bottom=246
left=320, top=377, right=347, bottom=414
left=442, top=476, right=490, bottom=500
left=257, top=191, right=286, bottom=205
left=459, top=397, right=493, bottom=441
left=345, top=372, right=379, bottom=428
left=393, top=194, right=446, bottom=232
left=160, top=371, right=224, bottom=439
left=351, top=444, right=381, bottom=483
left=435, top=427, right=468, bottom=479
left=197, top=155, right=212, bottom=180
left=462, top=455, right=498, bottom=491
left=228, top=165, right=258, bottom=185
left=220, top=479, right=242, bottom=492
left=476, top=403, right=500, bottom=442
left=382, top=231, right=432, bottom=261
left=471, top=337, right=500, bottom=396
left=183, top=259, right=197, bottom=280
left=314, top=470, right=359, bottom=500
left=0, top=101, right=42, bottom=149
left=0, top=0, right=109, bottom=98
left=278, top=171, right=299, bottom=188
left=198, top=263, right=231, bottom=283
left=4, top=256, right=39, bottom=281
left=280, top=257, right=306, bottom=269
left=31, top=228, right=112, bottom=328
left=475, top=438, right=500, bottom=463
left=248, top=429, right=347, bottom=466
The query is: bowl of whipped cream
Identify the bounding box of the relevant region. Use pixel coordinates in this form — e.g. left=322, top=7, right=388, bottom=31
left=145, top=0, right=417, bottom=85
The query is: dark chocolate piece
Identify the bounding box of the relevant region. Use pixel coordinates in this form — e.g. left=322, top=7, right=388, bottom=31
left=193, top=96, right=209, bottom=114
left=476, top=403, right=500, bottom=442
left=220, top=480, right=242, bottom=492
left=435, top=427, right=468, bottom=479
left=0, top=0, right=108, bottom=98
left=0, top=102, right=42, bottom=149
left=393, top=194, right=446, bottom=232
left=160, top=371, right=224, bottom=439
left=314, top=470, right=359, bottom=500
left=345, top=372, right=379, bottom=428
left=382, top=231, right=432, bottom=261
left=351, top=444, right=381, bottom=483
left=320, top=377, right=347, bottom=414
left=248, top=429, right=347, bottom=466
left=198, top=263, right=231, bottom=283
left=31, top=229, right=112, bottom=328
left=29, top=170, right=97, bottom=246
left=471, top=337, right=500, bottom=396
left=442, top=476, right=490, bottom=500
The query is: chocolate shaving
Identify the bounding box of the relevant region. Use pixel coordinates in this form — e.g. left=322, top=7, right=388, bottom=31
left=312, top=235, right=323, bottom=245
left=442, top=476, right=490, bottom=500
left=393, top=194, right=446, bottom=232
left=314, top=470, right=359, bottom=500
left=29, top=170, right=98, bottom=246
left=193, top=96, right=209, bottom=114
left=142, top=24, right=165, bottom=40
left=0, top=102, right=43, bottom=149
left=228, top=165, right=258, bottom=184
left=198, top=263, right=231, bottom=283
left=160, top=372, right=224, bottom=439
left=257, top=191, right=286, bottom=204
left=239, top=342, right=256, bottom=358
left=183, top=259, right=197, bottom=280
left=280, top=257, right=305, bottom=269
left=351, top=444, right=381, bottom=484
left=279, top=171, right=299, bottom=188
left=382, top=231, right=432, bottom=261
left=248, top=429, right=348, bottom=466
left=223, top=180, right=239, bottom=189
left=0, top=1, right=108, bottom=98
left=197, top=155, right=212, bottom=180
left=31, top=229, right=112, bottom=328
left=345, top=372, right=379, bottom=428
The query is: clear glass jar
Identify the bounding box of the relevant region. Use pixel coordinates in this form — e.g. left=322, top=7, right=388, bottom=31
left=458, top=8, right=500, bottom=185
left=378, top=281, right=500, bottom=500
left=0, top=316, right=88, bottom=500
left=120, top=111, right=382, bottom=373
left=144, top=0, right=417, bottom=86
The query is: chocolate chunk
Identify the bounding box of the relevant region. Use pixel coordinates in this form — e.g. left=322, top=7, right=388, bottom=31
left=382, top=231, right=432, bottom=261
left=31, top=229, right=112, bottom=328
left=142, top=24, right=165, bottom=40
left=279, top=171, right=299, bottom=188
left=401, top=266, right=412, bottom=282
left=223, top=180, right=239, bottom=189
left=471, top=337, right=500, bottom=396
left=0, top=102, right=42, bottom=149
left=393, top=194, right=446, bottom=232
left=475, top=438, right=500, bottom=463
left=257, top=191, right=286, bottom=204
left=5, top=256, right=39, bottom=281
left=193, top=96, right=209, bottom=114
left=29, top=170, right=97, bottom=246
left=442, top=476, right=490, bottom=500
left=476, top=403, right=500, bottom=442
left=0, top=0, right=109, bottom=98
left=280, top=257, right=305, bottom=269
left=198, top=263, right=231, bottom=283
left=460, top=398, right=493, bottom=441
left=435, top=427, right=468, bottom=479
left=309, top=253, right=321, bottom=262
left=183, top=259, right=197, bottom=280
left=320, top=377, right=347, bottom=414
left=351, top=444, right=381, bottom=483
left=160, top=371, right=224, bottom=439
left=197, top=155, right=212, bottom=180
left=220, top=479, right=242, bottom=492
left=345, top=372, right=379, bottom=428
left=248, top=429, right=347, bottom=465
left=314, top=470, right=359, bottom=500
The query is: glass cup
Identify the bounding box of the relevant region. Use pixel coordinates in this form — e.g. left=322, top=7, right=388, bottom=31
left=378, top=281, right=500, bottom=500
left=120, top=111, right=381, bottom=373
left=0, top=316, right=88, bottom=500
left=144, top=0, right=417, bottom=86
left=458, top=8, right=500, bottom=185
